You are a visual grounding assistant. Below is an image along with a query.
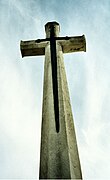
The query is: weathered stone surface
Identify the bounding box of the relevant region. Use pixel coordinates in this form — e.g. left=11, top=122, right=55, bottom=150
left=20, top=23, right=86, bottom=58
left=39, top=22, right=83, bottom=179
left=20, top=21, right=86, bottom=179
left=20, top=35, right=86, bottom=57
left=20, top=40, right=47, bottom=57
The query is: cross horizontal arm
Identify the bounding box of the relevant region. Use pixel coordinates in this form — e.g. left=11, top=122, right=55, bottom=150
left=20, top=40, right=47, bottom=57
left=20, top=35, right=86, bottom=58
left=59, top=35, right=86, bottom=53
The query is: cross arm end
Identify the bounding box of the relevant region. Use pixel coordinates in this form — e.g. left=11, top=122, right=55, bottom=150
left=59, top=35, right=86, bottom=53
left=20, top=40, right=47, bottom=58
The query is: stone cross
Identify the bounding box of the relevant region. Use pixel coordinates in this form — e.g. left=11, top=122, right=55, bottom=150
left=20, top=21, right=86, bottom=179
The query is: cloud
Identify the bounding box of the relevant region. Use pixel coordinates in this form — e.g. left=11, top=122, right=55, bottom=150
left=0, top=56, right=41, bottom=178
left=0, top=0, right=110, bottom=179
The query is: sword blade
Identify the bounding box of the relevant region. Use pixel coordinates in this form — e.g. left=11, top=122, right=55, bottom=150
left=50, top=26, right=59, bottom=133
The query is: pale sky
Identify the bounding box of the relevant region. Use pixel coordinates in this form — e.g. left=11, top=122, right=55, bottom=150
left=0, top=0, right=110, bottom=179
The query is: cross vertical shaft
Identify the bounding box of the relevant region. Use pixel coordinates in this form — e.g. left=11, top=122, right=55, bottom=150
left=39, top=22, right=82, bottom=179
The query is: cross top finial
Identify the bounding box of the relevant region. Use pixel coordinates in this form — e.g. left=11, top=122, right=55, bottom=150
left=45, top=21, right=60, bottom=38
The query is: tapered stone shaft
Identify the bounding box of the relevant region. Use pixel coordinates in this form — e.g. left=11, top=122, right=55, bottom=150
left=39, top=22, right=82, bottom=179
